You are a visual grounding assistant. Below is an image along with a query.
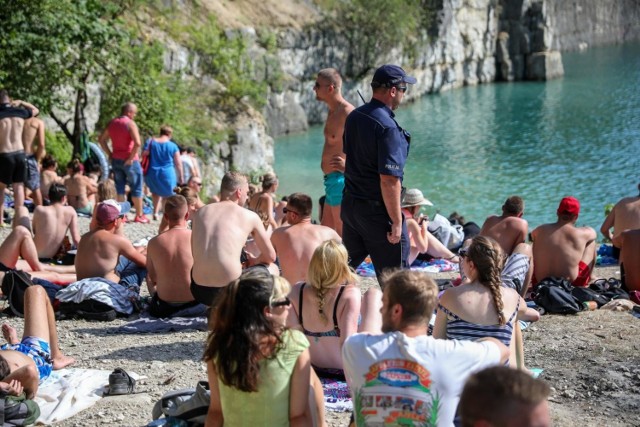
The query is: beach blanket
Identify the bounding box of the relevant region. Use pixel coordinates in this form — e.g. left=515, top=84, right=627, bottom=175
left=411, top=258, right=459, bottom=273
left=117, top=313, right=208, bottom=334
left=55, top=277, right=140, bottom=315
left=320, top=377, right=352, bottom=412
left=597, top=244, right=618, bottom=266
left=35, top=368, right=140, bottom=424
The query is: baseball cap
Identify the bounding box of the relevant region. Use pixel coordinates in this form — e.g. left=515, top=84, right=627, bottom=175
left=371, top=64, right=417, bottom=88
left=96, top=199, right=131, bottom=225
left=557, top=196, right=580, bottom=216
left=401, top=188, right=433, bottom=207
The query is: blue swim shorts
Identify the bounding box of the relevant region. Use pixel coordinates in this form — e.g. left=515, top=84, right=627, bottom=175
left=2, top=336, right=53, bottom=381
left=323, top=172, right=345, bottom=207
left=112, top=159, right=143, bottom=198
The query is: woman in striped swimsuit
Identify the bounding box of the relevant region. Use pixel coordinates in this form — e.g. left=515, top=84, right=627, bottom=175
left=433, top=235, right=539, bottom=368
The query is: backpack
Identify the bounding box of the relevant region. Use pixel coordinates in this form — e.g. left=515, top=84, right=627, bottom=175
left=571, top=286, right=610, bottom=308
left=0, top=392, right=40, bottom=426
left=151, top=381, right=210, bottom=427
left=57, top=299, right=117, bottom=322
left=533, top=278, right=583, bottom=314
left=1, top=270, right=35, bottom=317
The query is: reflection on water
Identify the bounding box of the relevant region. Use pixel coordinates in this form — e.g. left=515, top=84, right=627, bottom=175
left=275, top=43, right=640, bottom=232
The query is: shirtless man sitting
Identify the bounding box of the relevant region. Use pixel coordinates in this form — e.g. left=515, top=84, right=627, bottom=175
left=0, top=90, right=38, bottom=226
left=13, top=184, right=80, bottom=264
left=620, top=229, right=640, bottom=292
left=531, top=196, right=596, bottom=287
left=0, top=285, right=75, bottom=398
left=270, top=193, right=341, bottom=284
left=480, top=195, right=533, bottom=296
left=314, top=68, right=354, bottom=236
left=146, top=195, right=202, bottom=318
left=75, top=200, right=146, bottom=287
left=600, top=183, right=640, bottom=261
left=190, top=172, right=276, bottom=307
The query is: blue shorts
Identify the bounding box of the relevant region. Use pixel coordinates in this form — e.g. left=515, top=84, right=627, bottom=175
left=2, top=337, right=53, bottom=381
left=112, top=159, right=143, bottom=198
left=25, top=155, right=40, bottom=190
left=323, top=172, right=344, bottom=206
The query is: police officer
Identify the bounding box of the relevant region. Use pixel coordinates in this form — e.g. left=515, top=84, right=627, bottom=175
left=341, top=64, right=416, bottom=284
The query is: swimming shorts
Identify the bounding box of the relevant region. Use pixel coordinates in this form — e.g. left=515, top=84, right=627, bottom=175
left=501, top=253, right=530, bottom=294
left=190, top=271, right=225, bottom=307
left=323, top=172, right=344, bottom=207
left=1, top=336, right=53, bottom=381
left=25, top=155, right=40, bottom=190
left=532, top=260, right=592, bottom=288
left=75, top=203, right=93, bottom=216
left=0, top=151, right=27, bottom=186
left=148, top=293, right=199, bottom=318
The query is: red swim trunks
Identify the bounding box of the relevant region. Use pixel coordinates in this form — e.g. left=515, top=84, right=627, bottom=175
left=532, top=261, right=592, bottom=288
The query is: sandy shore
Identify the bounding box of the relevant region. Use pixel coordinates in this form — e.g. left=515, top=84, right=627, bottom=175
left=0, top=216, right=638, bottom=426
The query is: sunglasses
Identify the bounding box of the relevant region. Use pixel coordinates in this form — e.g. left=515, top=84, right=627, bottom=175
left=458, top=248, right=468, bottom=258
left=396, top=86, right=408, bottom=93
left=271, top=296, right=291, bottom=308
left=193, top=182, right=202, bottom=187
left=313, top=82, right=333, bottom=89
left=282, top=207, right=300, bottom=215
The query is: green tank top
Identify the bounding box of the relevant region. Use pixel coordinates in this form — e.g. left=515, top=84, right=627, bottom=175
left=218, top=329, right=309, bottom=426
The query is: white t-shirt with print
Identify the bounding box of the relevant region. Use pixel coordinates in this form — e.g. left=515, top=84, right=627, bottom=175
left=342, top=332, right=501, bottom=427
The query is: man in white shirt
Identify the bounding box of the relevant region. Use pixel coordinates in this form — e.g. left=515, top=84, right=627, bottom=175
left=342, top=270, right=509, bottom=427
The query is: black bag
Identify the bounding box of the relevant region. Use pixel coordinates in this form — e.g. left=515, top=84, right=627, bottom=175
left=590, top=278, right=630, bottom=301
left=0, top=392, right=41, bottom=426
left=0, top=270, right=35, bottom=317
left=533, top=278, right=582, bottom=314
left=571, top=286, right=610, bottom=308
left=57, top=299, right=117, bottom=322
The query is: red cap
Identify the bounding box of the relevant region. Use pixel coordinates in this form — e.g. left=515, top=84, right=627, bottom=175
left=557, top=196, right=580, bottom=216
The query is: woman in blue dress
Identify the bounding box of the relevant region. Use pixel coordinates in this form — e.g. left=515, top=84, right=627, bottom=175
left=142, top=125, right=183, bottom=220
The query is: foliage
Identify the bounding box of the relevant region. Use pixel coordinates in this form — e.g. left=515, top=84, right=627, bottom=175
left=44, top=131, right=73, bottom=174
left=0, top=0, right=130, bottom=151
left=323, top=0, right=439, bottom=78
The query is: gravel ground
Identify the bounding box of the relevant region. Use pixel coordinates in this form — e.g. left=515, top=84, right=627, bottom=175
left=1, top=215, right=639, bottom=426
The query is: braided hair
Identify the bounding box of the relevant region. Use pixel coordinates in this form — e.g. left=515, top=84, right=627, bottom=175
left=467, top=236, right=507, bottom=325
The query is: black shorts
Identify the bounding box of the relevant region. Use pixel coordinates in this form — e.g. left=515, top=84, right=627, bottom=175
left=148, top=293, right=200, bottom=318
left=0, top=151, right=27, bottom=186
left=190, top=272, right=225, bottom=307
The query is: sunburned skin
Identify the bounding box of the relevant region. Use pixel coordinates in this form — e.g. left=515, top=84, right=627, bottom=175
left=32, top=203, right=80, bottom=259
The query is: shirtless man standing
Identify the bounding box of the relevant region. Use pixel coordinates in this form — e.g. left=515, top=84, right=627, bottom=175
left=0, top=90, right=38, bottom=226
left=531, top=196, right=596, bottom=287
left=30, top=184, right=80, bottom=262
left=75, top=200, right=146, bottom=285
left=314, top=68, right=354, bottom=236
left=22, top=114, right=46, bottom=206
left=190, top=172, right=276, bottom=307
left=600, top=183, right=640, bottom=261
left=270, top=193, right=341, bottom=284
left=0, top=286, right=75, bottom=398
left=480, top=195, right=533, bottom=296
left=146, top=195, right=201, bottom=318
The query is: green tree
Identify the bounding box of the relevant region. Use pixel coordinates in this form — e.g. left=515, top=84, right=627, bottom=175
left=0, top=0, right=131, bottom=153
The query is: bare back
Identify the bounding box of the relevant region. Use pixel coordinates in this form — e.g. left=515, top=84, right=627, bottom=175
left=22, top=117, right=44, bottom=156
left=532, top=221, right=596, bottom=281
left=0, top=117, right=26, bottom=153
left=32, top=205, right=79, bottom=259
left=271, top=223, right=341, bottom=284
left=147, top=228, right=194, bottom=302
left=288, top=282, right=360, bottom=370
left=604, top=196, right=640, bottom=246
left=40, top=170, right=63, bottom=200
left=480, top=215, right=528, bottom=254
left=321, top=100, right=354, bottom=174
left=191, top=201, right=270, bottom=287
left=75, top=230, right=143, bottom=282
left=64, top=175, right=95, bottom=210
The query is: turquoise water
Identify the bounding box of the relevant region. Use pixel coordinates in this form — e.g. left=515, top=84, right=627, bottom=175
left=274, top=43, right=640, bottom=233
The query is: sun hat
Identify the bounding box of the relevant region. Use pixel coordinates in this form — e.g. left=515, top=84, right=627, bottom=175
left=96, top=199, right=131, bottom=226
left=557, top=196, right=580, bottom=216
left=401, top=189, right=433, bottom=208
left=371, top=64, right=417, bottom=88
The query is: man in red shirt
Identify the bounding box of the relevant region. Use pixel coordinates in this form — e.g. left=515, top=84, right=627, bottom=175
left=98, top=102, right=149, bottom=223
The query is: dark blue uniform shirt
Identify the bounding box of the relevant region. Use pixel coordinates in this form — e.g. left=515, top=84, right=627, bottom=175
left=343, top=99, right=410, bottom=201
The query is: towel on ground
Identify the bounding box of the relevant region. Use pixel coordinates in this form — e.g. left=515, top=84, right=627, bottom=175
left=117, top=313, right=208, bottom=334
left=411, top=258, right=459, bottom=273
left=55, top=278, right=140, bottom=315
left=320, top=377, right=352, bottom=412
left=35, top=368, right=140, bottom=424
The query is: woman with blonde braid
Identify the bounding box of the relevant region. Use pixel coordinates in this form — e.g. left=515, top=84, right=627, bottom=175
left=287, top=240, right=382, bottom=377
left=434, top=235, right=539, bottom=367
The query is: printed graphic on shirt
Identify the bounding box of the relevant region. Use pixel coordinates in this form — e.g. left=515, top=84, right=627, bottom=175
left=353, top=359, right=440, bottom=426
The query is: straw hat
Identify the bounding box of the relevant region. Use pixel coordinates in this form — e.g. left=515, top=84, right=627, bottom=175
left=401, top=189, right=433, bottom=207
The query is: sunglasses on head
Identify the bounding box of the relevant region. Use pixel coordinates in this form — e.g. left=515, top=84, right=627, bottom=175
left=458, top=248, right=468, bottom=258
